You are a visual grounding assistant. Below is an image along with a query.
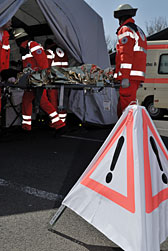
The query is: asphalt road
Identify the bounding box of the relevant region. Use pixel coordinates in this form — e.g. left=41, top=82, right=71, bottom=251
left=0, top=118, right=168, bottom=251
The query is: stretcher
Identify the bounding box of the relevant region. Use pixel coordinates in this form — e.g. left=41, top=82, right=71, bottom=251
left=0, top=64, right=120, bottom=128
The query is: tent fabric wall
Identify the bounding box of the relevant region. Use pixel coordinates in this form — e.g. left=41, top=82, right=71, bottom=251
left=68, top=88, right=118, bottom=125
left=37, top=0, right=83, bottom=65
left=0, top=0, right=114, bottom=126
left=37, top=0, right=110, bottom=68
left=0, top=0, right=25, bottom=27
left=0, top=0, right=110, bottom=69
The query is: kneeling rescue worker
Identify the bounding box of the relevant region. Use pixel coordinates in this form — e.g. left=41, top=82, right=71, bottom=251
left=113, top=4, right=147, bottom=117
left=13, top=28, right=66, bottom=131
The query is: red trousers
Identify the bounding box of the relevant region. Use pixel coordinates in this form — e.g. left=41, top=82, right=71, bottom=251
left=22, top=89, right=65, bottom=130
left=47, top=89, right=58, bottom=110
left=47, top=89, right=67, bottom=123
left=117, top=80, right=140, bottom=117
left=0, top=88, right=1, bottom=113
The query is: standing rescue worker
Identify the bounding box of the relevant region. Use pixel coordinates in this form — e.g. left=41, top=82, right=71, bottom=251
left=13, top=28, right=66, bottom=131
left=113, top=4, right=147, bottom=117
left=44, top=39, right=69, bottom=124
left=0, top=20, right=11, bottom=113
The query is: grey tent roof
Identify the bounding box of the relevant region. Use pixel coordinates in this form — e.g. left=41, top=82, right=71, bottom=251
left=0, top=0, right=110, bottom=69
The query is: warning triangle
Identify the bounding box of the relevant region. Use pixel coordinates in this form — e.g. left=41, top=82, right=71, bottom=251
left=62, top=105, right=168, bottom=251
left=142, top=109, right=168, bottom=213
left=81, top=109, right=135, bottom=213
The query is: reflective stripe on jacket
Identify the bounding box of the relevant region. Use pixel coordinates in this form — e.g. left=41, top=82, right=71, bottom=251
left=114, top=18, right=147, bottom=82
left=51, top=47, right=69, bottom=68
left=45, top=49, right=55, bottom=67
left=22, top=41, right=48, bottom=70
left=0, top=30, right=10, bottom=71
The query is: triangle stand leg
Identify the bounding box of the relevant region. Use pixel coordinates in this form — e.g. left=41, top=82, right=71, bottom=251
left=48, top=204, right=66, bottom=228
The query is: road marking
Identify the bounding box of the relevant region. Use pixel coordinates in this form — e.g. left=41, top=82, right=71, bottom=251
left=0, top=178, right=63, bottom=201
left=61, top=135, right=104, bottom=142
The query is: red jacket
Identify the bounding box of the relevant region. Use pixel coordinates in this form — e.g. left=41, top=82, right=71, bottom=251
left=21, top=40, right=48, bottom=70
left=114, top=18, right=147, bottom=82
left=46, top=46, right=68, bottom=68
left=45, top=49, right=55, bottom=67
left=0, top=30, right=10, bottom=71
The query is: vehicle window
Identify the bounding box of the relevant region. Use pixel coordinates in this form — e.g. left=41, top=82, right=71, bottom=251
left=158, top=54, right=168, bottom=74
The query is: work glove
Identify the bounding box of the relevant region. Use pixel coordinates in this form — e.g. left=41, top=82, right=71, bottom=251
left=8, top=77, right=16, bottom=83
left=121, top=78, right=130, bottom=88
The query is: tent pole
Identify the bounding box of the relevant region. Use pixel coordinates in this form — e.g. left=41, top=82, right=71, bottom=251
left=58, top=85, right=65, bottom=110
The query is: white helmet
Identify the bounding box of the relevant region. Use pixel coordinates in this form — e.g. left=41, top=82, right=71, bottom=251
left=13, top=28, right=28, bottom=39
left=114, top=4, right=137, bottom=19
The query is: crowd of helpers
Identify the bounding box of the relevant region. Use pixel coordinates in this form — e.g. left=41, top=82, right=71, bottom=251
left=0, top=3, right=147, bottom=131
left=0, top=22, right=69, bottom=132
left=12, top=28, right=69, bottom=132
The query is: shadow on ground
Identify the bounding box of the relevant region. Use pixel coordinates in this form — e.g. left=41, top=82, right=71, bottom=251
left=48, top=228, right=123, bottom=251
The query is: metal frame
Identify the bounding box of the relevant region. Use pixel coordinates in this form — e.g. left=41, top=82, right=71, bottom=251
left=0, top=81, right=119, bottom=129
left=48, top=204, right=66, bottom=228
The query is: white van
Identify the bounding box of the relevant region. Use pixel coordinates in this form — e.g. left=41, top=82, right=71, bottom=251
left=137, top=40, right=168, bottom=119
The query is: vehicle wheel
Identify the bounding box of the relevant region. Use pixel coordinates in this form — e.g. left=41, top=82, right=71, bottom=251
left=144, top=97, right=164, bottom=119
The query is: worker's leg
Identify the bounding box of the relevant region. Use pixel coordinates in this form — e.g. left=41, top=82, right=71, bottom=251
left=0, top=88, right=1, bottom=113
left=117, top=80, right=140, bottom=117
left=47, top=89, right=58, bottom=110
left=40, top=90, right=65, bottom=129
left=47, top=89, right=67, bottom=123
left=22, top=90, right=35, bottom=130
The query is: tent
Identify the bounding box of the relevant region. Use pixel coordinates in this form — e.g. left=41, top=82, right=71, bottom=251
left=0, top=0, right=118, bottom=126
left=0, top=0, right=110, bottom=69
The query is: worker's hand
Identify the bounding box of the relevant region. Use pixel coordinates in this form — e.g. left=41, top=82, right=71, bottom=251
left=8, top=77, right=16, bottom=83
left=121, top=78, right=130, bottom=88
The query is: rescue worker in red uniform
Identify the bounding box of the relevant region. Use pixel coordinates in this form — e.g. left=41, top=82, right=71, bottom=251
left=44, top=39, right=69, bottom=124
left=0, top=20, right=11, bottom=113
left=113, top=4, right=147, bottom=117
left=13, top=28, right=66, bottom=131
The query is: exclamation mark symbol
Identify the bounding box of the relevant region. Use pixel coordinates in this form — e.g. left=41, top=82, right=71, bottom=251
left=150, top=136, right=168, bottom=184
left=106, top=136, right=125, bottom=183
